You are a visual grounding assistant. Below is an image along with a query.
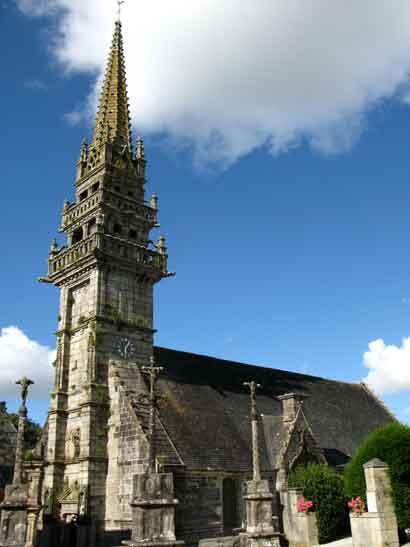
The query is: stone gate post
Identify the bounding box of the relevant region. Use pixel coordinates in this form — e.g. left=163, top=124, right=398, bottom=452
left=350, top=459, right=399, bottom=547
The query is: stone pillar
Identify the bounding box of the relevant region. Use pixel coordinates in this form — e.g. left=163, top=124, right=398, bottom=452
left=281, top=488, right=318, bottom=547
left=239, top=381, right=281, bottom=547
left=141, top=359, right=164, bottom=473
left=24, top=459, right=44, bottom=547
left=350, top=459, right=399, bottom=547
left=0, top=484, right=29, bottom=547
left=25, top=512, right=38, bottom=547
left=243, top=382, right=261, bottom=482
left=120, top=472, right=184, bottom=547
left=239, top=478, right=281, bottom=547
left=0, top=378, right=34, bottom=547
left=13, top=413, right=26, bottom=486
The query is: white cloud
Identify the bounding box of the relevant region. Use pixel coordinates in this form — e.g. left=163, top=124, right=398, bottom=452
left=15, top=0, right=410, bottom=166
left=0, top=327, right=54, bottom=399
left=63, top=110, right=83, bottom=126
left=24, top=79, right=48, bottom=91
left=16, top=0, right=54, bottom=16
left=363, top=337, right=410, bottom=396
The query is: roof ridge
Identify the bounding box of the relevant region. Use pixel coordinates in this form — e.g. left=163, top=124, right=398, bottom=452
left=360, top=382, right=398, bottom=422
left=154, top=345, right=363, bottom=387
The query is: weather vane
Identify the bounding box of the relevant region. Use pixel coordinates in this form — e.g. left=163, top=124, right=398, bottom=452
left=117, top=0, right=125, bottom=20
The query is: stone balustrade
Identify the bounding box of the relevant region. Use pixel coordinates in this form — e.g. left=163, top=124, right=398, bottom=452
left=62, top=192, right=102, bottom=228
left=48, top=234, right=100, bottom=275
left=48, top=234, right=167, bottom=277
left=104, top=196, right=158, bottom=225
left=62, top=192, right=157, bottom=230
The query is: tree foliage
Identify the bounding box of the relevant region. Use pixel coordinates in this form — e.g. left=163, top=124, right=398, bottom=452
left=289, top=464, right=349, bottom=544
left=9, top=414, right=42, bottom=451
left=344, top=422, right=410, bottom=532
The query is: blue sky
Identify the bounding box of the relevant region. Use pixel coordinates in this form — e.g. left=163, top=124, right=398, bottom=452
left=2, top=1, right=410, bottom=424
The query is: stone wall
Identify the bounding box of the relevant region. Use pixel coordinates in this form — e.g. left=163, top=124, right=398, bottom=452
left=174, top=472, right=246, bottom=547
left=105, top=359, right=150, bottom=534
left=175, top=473, right=223, bottom=545
left=281, top=488, right=318, bottom=547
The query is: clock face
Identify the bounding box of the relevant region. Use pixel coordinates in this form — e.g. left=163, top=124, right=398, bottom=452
left=116, top=337, right=136, bottom=360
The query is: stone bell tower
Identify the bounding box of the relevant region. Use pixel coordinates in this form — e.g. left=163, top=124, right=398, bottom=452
left=41, top=17, right=171, bottom=541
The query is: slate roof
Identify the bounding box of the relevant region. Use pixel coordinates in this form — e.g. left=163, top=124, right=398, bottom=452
left=154, top=346, right=395, bottom=472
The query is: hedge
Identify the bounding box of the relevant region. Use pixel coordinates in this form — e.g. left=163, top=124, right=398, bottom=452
left=344, top=422, right=410, bottom=533
left=289, top=464, right=349, bottom=544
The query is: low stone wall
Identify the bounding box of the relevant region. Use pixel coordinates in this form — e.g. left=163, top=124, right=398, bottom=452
left=281, top=488, right=318, bottom=547
left=199, top=536, right=239, bottom=547
left=350, top=512, right=398, bottom=547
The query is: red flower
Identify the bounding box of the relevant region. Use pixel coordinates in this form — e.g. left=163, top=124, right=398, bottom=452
left=297, top=496, right=314, bottom=513
left=348, top=496, right=366, bottom=515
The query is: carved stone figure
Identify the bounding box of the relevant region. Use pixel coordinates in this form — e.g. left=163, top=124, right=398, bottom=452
left=78, top=486, right=88, bottom=518
left=43, top=489, right=53, bottom=516
left=68, top=428, right=81, bottom=460
left=1, top=511, right=13, bottom=541
left=16, top=377, right=33, bottom=407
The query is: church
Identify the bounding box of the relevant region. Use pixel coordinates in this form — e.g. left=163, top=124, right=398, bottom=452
left=14, top=17, right=394, bottom=547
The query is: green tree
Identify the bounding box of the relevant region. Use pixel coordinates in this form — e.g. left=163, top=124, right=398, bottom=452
left=289, top=464, right=349, bottom=544
left=344, top=422, right=410, bottom=533
left=9, top=414, right=42, bottom=451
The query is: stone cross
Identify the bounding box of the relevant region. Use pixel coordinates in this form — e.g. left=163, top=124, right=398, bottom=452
left=16, top=377, right=33, bottom=409
left=244, top=380, right=262, bottom=481
left=117, top=0, right=125, bottom=20
left=13, top=377, right=34, bottom=484
left=141, top=357, right=164, bottom=472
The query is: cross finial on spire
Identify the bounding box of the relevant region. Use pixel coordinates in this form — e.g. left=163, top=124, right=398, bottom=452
left=117, top=0, right=125, bottom=21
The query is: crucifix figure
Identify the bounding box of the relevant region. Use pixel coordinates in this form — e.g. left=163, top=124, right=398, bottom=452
left=16, top=377, right=34, bottom=408
left=244, top=380, right=262, bottom=481
left=141, top=357, right=164, bottom=472
left=117, top=0, right=125, bottom=21
left=13, top=377, right=34, bottom=484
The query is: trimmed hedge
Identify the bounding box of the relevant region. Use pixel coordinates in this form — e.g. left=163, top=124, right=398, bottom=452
left=344, top=422, right=410, bottom=532
left=289, top=464, right=349, bottom=544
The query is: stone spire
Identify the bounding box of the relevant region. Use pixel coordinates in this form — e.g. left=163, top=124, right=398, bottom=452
left=91, top=19, right=132, bottom=154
